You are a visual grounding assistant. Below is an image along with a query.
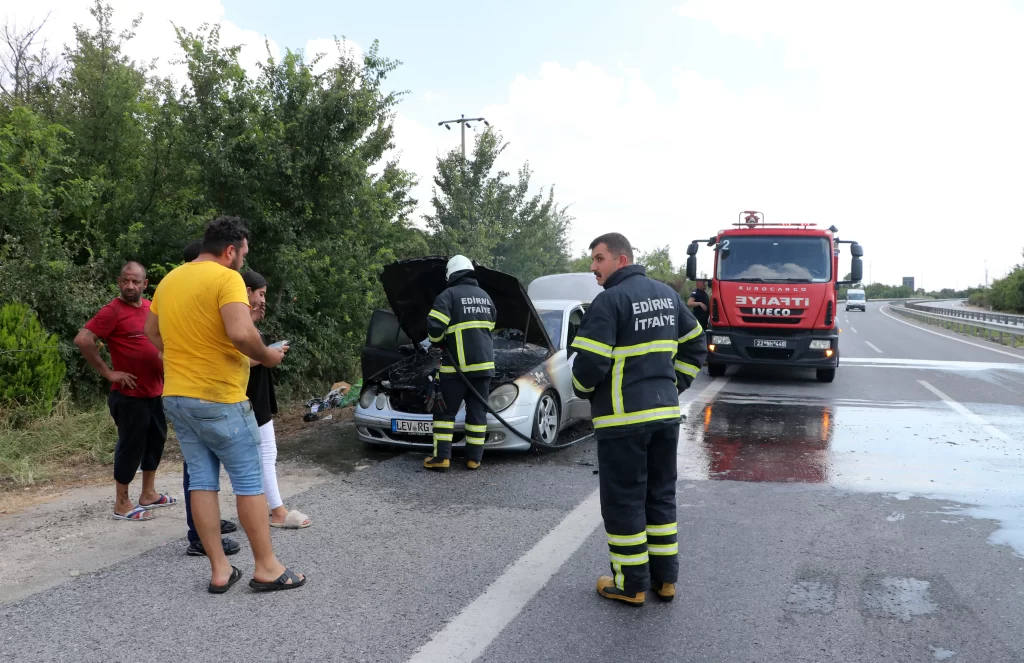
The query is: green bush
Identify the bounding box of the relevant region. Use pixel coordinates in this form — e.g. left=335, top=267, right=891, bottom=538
left=989, top=267, right=1024, bottom=313
left=0, top=303, right=66, bottom=417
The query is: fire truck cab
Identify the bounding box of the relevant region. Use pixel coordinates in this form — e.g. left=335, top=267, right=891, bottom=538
left=685, top=211, right=864, bottom=383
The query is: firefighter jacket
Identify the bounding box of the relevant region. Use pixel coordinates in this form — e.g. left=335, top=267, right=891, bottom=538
left=571, top=265, right=707, bottom=439
left=427, top=272, right=497, bottom=377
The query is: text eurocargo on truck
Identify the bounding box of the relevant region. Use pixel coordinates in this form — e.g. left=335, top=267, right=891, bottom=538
left=685, top=211, right=864, bottom=383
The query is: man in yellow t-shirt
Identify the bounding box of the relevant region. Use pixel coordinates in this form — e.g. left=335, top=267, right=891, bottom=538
left=146, top=216, right=305, bottom=594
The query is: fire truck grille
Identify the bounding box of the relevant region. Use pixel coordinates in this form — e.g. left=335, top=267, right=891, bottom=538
left=741, top=316, right=803, bottom=325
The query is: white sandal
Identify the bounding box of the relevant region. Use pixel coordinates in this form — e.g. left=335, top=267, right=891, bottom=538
left=270, top=509, right=311, bottom=529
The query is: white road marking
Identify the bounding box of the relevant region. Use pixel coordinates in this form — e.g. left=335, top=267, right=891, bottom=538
left=842, top=357, right=1024, bottom=371
left=850, top=327, right=858, bottom=333
left=918, top=380, right=1011, bottom=442
left=880, top=305, right=1024, bottom=361
left=406, top=377, right=730, bottom=663
left=865, top=341, right=883, bottom=353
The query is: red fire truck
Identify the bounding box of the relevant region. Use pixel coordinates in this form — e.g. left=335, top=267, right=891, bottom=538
left=684, top=211, right=864, bottom=383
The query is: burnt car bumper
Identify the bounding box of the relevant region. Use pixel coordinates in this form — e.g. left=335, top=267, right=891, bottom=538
left=705, top=328, right=839, bottom=368
left=353, top=398, right=535, bottom=452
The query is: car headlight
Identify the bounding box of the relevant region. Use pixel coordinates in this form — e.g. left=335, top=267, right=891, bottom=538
left=711, top=335, right=732, bottom=345
left=488, top=384, right=518, bottom=412
left=359, top=385, right=377, bottom=409
left=809, top=340, right=831, bottom=350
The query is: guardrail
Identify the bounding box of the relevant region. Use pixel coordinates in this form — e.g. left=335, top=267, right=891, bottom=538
left=889, top=304, right=1024, bottom=349
left=906, top=300, right=1024, bottom=328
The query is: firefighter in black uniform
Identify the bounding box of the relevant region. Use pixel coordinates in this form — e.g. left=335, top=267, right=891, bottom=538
left=423, top=255, right=497, bottom=471
left=571, top=233, right=707, bottom=606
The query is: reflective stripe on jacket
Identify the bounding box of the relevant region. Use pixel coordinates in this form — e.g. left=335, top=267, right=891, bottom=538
left=426, top=273, right=497, bottom=377
left=570, top=265, right=707, bottom=438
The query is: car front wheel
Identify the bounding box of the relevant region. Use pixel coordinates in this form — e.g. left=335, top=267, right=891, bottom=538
left=532, top=390, right=561, bottom=448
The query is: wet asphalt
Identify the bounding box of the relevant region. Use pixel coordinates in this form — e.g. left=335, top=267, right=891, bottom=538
left=3, top=301, right=1024, bottom=662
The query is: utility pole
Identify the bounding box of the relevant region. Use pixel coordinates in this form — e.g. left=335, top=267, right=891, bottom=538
left=438, top=114, right=489, bottom=168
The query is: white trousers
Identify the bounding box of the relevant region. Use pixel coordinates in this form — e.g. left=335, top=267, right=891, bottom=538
left=258, top=420, right=283, bottom=510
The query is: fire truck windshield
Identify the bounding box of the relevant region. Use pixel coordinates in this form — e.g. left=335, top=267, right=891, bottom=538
left=717, top=235, right=831, bottom=283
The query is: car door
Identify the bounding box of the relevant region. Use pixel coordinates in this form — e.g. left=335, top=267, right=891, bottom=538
left=361, top=309, right=416, bottom=380
left=564, top=306, right=591, bottom=421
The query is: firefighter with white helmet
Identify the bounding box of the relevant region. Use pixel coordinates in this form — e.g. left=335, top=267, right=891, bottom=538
left=423, top=255, right=498, bottom=471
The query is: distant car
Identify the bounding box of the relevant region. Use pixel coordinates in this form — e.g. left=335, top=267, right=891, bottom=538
left=846, top=288, right=866, bottom=312
left=354, top=260, right=600, bottom=452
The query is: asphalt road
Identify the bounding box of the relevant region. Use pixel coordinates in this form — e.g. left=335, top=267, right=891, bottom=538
left=3, top=302, right=1024, bottom=663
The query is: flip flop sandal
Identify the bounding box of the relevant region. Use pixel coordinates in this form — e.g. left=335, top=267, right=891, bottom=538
left=248, top=568, right=306, bottom=592
left=270, top=510, right=311, bottom=529
left=140, top=494, right=178, bottom=510
left=112, top=505, right=153, bottom=521
left=208, top=566, right=242, bottom=594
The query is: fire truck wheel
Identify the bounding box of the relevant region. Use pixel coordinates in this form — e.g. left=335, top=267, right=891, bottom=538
left=707, top=363, right=727, bottom=378
left=816, top=368, right=836, bottom=383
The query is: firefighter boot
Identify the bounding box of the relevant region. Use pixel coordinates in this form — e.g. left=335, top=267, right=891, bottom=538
left=466, top=460, right=481, bottom=470
left=651, top=581, right=676, bottom=602
left=423, top=456, right=450, bottom=471
left=596, top=576, right=645, bottom=607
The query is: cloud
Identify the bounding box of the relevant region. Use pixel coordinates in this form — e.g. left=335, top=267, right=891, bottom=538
left=390, top=2, right=1024, bottom=287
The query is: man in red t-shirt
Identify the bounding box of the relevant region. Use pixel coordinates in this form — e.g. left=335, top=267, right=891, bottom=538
left=75, top=262, right=175, bottom=521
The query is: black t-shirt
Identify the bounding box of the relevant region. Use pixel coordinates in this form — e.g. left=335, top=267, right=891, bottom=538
left=246, top=330, right=278, bottom=427
left=689, top=288, right=710, bottom=325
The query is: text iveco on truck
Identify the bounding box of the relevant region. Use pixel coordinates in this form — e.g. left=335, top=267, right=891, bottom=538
left=685, top=211, right=864, bottom=383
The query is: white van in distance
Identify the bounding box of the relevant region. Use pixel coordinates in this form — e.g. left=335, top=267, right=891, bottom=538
left=846, top=288, right=866, bottom=312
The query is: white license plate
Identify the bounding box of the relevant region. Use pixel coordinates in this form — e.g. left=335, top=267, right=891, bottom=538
left=392, top=419, right=433, bottom=435
left=754, top=339, right=787, bottom=348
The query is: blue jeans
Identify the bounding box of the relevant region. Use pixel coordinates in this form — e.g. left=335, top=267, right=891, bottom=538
left=164, top=397, right=264, bottom=496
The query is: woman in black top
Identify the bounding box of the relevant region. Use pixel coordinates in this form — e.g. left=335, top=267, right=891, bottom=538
left=243, top=271, right=311, bottom=529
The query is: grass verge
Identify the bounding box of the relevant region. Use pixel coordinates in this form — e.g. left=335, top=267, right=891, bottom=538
left=0, top=391, right=120, bottom=488
left=0, top=393, right=337, bottom=492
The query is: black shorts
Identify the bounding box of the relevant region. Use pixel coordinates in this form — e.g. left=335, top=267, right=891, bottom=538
left=107, top=391, right=167, bottom=484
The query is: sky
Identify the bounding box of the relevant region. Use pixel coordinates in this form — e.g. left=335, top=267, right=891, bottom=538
left=7, top=0, right=1024, bottom=290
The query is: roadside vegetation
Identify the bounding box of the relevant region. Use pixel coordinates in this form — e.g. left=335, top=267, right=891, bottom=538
left=0, top=2, right=587, bottom=487
left=967, top=258, right=1024, bottom=313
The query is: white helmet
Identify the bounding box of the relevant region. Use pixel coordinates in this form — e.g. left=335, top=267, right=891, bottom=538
left=446, top=254, right=473, bottom=281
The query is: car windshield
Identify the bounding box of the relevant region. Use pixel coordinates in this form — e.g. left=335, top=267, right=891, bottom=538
left=717, top=236, right=831, bottom=283
left=538, top=309, right=562, bottom=345
left=848, top=292, right=865, bottom=300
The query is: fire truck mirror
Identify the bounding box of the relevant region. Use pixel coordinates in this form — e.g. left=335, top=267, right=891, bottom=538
left=850, top=242, right=864, bottom=258
left=686, top=255, right=697, bottom=281
left=686, top=242, right=699, bottom=256
left=850, top=257, right=864, bottom=283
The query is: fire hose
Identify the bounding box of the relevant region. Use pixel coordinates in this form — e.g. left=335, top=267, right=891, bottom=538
left=433, top=345, right=536, bottom=444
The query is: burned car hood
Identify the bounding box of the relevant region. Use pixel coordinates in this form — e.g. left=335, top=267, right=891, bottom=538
left=380, top=257, right=555, bottom=352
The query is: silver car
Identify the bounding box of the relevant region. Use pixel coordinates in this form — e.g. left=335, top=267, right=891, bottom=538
left=354, top=259, right=602, bottom=452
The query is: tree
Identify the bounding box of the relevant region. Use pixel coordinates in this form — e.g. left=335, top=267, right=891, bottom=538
left=170, top=25, right=425, bottom=384
left=0, top=14, right=62, bottom=111
left=636, top=245, right=691, bottom=293
left=425, top=128, right=573, bottom=284
left=570, top=250, right=592, bottom=272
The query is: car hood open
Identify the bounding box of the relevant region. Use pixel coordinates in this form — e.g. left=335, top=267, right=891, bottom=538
left=380, top=257, right=555, bottom=352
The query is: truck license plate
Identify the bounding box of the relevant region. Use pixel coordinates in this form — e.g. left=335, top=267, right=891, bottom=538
left=754, top=339, right=787, bottom=348
left=392, top=419, right=433, bottom=435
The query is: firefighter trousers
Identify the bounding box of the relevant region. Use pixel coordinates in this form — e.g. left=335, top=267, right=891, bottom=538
left=598, top=423, right=680, bottom=593
left=432, top=374, right=491, bottom=463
